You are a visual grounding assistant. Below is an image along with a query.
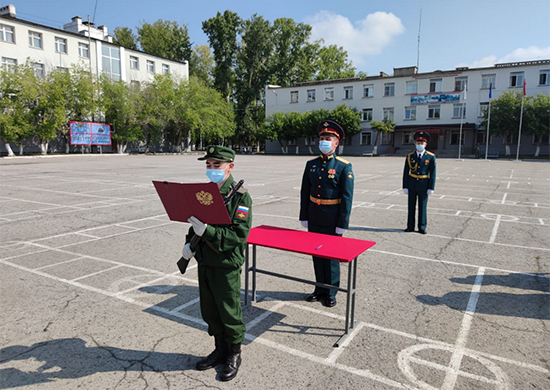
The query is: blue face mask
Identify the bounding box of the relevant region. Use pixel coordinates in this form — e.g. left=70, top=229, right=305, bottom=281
left=415, top=144, right=425, bottom=152
left=319, top=140, right=333, bottom=154
left=206, top=168, right=226, bottom=183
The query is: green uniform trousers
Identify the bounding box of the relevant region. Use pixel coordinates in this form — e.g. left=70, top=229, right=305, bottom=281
left=198, top=264, right=246, bottom=344
left=308, top=223, right=341, bottom=297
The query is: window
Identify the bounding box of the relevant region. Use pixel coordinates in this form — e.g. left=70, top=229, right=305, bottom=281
left=102, top=46, right=121, bottom=81
left=324, top=87, right=334, bottom=101
left=130, top=56, right=139, bottom=69
left=361, top=108, right=373, bottom=122
left=361, top=132, right=372, bottom=145
left=34, top=63, right=44, bottom=78
left=533, top=134, right=549, bottom=144
left=78, top=42, right=89, bottom=58
left=455, top=76, right=468, bottom=91
left=290, top=91, right=299, bottom=103
left=288, top=139, right=297, bottom=146
left=450, top=131, right=465, bottom=145
left=453, top=103, right=466, bottom=118
left=509, top=71, right=524, bottom=87
left=343, top=86, right=353, bottom=99
left=2, top=57, right=17, bottom=72
left=162, top=64, right=170, bottom=74
left=539, top=69, right=550, bottom=85
left=404, top=106, right=416, bottom=120
left=406, top=80, right=418, bottom=94
left=28, top=31, right=42, bottom=48
left=384, top=82, right=395, bottom=96
left=383, top=107, right=394, bottom=121
left=363, top=84, right=374, bottom=98
left=403, top=132, right=414, bottom=144
left=147, top=60, right=155, bottom=73
left=0, top=24, right=15, bottom=43
left=307, top=89, right=316, bottom=102
left=477, top=131, right=490, bottom=145
left=481, top=74, right=496, bottom=89
left=57, top=66, right=69, bottom=73
left=304, top=138, right=315, bottom=146
left=429, top=78, right=442, bottom=93
left=55, top=37, right=68, bottom=53
left=428, top=105, right=440, bottom=119
left=479, top=102, right=489, bottom=117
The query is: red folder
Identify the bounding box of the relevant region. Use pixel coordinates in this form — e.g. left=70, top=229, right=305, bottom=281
left=153, top=181, right=232, bottom=225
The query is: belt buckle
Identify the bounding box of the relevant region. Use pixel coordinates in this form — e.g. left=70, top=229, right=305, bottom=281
left=316, top=199, right=321, bottom=205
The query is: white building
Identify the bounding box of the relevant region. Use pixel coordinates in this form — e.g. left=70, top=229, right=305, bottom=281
left=265, top=60, right=550, bottom=157
left=0, top=4, right=188, bottom=86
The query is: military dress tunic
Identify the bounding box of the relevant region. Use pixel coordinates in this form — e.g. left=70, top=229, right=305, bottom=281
left=402, top=151, right=436, bottom=231
left=299, top=153, right=354, bottom=297
left=185, top=174, right=252, bottom=344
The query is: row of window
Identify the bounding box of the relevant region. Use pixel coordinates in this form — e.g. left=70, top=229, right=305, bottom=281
left=289, top=70, right=549, bottom=103
left=357, top=102, right=494, bottom=122
left=1, top=23, right=171, bottom=80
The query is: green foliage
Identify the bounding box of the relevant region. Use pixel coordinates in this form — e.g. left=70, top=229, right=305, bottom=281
left=370, top=117, right=395, bottom=149
left=189, top=44, right=214, bottom=85
left=202, top=11, right=241, bottom=101
left=113, top=27, right=138, bottom=50
left=524, top=93, right=550, bottom=139
left=137, top=20, right=192, bottom=63
left=480, top=90, right=523, bottom=144
left=313, top=44, right=357, bottom=81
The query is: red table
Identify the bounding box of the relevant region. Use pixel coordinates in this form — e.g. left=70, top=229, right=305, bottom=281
left=245, top=225, right=376, bottom=347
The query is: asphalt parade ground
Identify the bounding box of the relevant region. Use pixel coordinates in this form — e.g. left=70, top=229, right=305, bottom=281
left=0, top=153, right=548, bottom=390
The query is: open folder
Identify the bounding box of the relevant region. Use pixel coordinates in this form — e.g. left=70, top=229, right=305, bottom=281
left=152, top=181, right=232, bottom=225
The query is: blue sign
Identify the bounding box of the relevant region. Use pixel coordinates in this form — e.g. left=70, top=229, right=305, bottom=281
left=411, top=93, right=461, bottom=105
left=70, top=122, right=111, bottom=145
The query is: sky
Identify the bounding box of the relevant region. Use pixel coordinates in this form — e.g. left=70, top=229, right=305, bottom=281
left=3, top=0, right=550, bottom=76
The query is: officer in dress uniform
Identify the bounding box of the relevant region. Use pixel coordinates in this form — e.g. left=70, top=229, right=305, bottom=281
left=299, top=120, right=354, bottom=308
left=402, top=131, right=436, bottom=234
left=181, top=145, right=252, bottom=381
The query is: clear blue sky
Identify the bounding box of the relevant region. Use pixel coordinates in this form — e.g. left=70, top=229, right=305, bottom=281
left=4, top=0, right=550, bottom=75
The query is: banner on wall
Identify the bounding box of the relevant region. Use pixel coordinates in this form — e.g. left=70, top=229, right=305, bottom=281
left=70, top=121, right=112, bottom=145
left=410, top=93, right=461, bottom=105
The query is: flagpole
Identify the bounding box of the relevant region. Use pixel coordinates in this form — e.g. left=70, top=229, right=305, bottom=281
left=516, top=79, right=526, bottom=161
left=485, top=101, right=491, bottom=160
left=516, top=94, right=524, bottom=161
left=485, top=82, right=492, bottom=160
left=458, top=86, right=465, bottom=159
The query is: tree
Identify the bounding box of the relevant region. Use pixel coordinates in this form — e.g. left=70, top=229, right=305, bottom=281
left=137, top=20, right=192, bottom=63
left=370, top=118, right=395, bottom=155
left=480, top=91, right=523, bottom=156
left=202, top=11, right=241, bottom=102
left=113, top=26, right=138, bottom=50
left=189, top=44, right=214, bottom=85
left=269, top=18, right=315, bottom=85
left=262, top=111, right=303, bottom=154
left=0, top=64, right=37, bottom=156
left=234, top=14, right=273, bottom=151
left=100, top=76, right=142, bottom=153
left=524, top=93, right=550, bottom=157
left=313, top=44, right=356, bottom=81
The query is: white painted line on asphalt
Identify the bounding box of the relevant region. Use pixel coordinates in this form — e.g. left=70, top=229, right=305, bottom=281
left=441, top=267, right=485, bottom=390
left=326, top=322, right=365, bottom=363
left=171, top=297, right=201, bottom=313
left=489, top=215, right=502, bottom=243
left=502, top=193, right=508, bottom=203
left=245, top=300, right=287, bottom=331
left=34, top=256, right=86, bottom=270
left=71, top=265, right=123, bottom=282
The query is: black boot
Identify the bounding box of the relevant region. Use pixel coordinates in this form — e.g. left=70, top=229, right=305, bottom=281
left=196, top=335, right=227, bottom=370
left=220, top=343, right=241, bottom=381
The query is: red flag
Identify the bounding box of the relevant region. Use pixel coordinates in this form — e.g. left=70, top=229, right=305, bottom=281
left=523, top=79, right=526, bottom=96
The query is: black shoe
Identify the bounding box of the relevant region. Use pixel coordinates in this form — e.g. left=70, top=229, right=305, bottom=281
left=323, top=296, right=337, bottom=307
left=404, top=228, right=414, bottom=232
left=196, top=335, right=227, bottom=370
left=306, top=292, right=321, bottom=302
left=418, top=229, right=427, bottom=234
left=220, top=344, right=241, bottom=381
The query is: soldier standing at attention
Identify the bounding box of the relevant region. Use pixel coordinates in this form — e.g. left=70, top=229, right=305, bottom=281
left=299, top=120, right=354, bottom=308
left=402, top=131, right=436, bottom=234
left=181, top=146, right=252, bottom=381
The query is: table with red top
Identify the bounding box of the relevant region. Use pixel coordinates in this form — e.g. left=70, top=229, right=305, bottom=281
left=245, top=225, right=376, bottom=347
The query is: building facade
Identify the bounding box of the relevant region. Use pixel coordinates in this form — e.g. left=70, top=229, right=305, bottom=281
left=0, top=4, right=188, bottom=84
left=265, top=60, right=550, bottom=157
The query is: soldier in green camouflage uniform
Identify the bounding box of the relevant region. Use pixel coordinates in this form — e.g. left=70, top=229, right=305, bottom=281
left=181, top=146, right=252, bottom=381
